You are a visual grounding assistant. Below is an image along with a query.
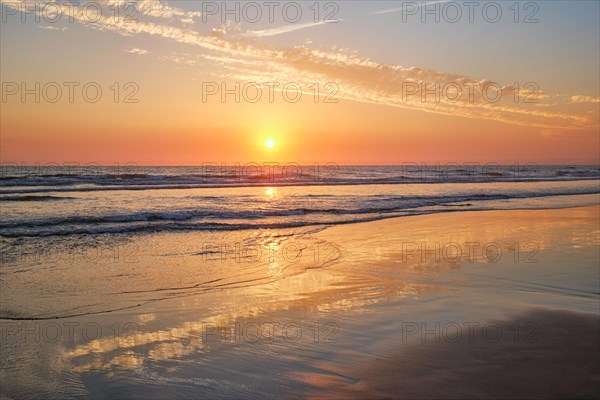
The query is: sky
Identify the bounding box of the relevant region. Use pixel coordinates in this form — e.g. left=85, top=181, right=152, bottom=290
left=1, top=0, right=599, bottom=165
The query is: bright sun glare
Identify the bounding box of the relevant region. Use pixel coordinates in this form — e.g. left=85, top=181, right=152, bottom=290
left=265, top=139, right=275, bottom=149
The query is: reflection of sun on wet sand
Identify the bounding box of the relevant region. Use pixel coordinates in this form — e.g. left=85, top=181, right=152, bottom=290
left=2, top=206, right=599, bottom=398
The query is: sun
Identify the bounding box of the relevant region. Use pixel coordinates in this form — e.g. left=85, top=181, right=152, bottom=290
left=265, top=139, right=275, bottom=149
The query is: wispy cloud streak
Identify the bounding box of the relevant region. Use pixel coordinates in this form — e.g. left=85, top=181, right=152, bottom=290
left=242, top=20, right=340, bottom=38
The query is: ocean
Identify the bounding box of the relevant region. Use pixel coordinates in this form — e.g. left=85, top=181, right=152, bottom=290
left=1, top=164, right=599, bottom=238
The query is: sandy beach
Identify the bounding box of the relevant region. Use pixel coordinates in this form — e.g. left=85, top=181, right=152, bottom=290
left=2, top=205, right=598, bottom=398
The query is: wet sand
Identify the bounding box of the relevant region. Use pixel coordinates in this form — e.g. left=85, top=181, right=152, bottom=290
left=1, top=205, right=599, bottom=398
left=315, top=308, right=600, bottom=399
